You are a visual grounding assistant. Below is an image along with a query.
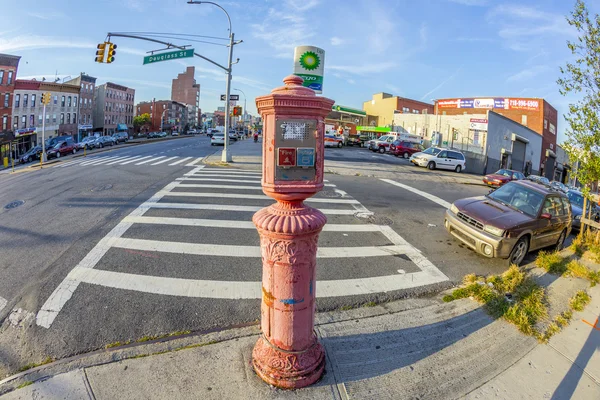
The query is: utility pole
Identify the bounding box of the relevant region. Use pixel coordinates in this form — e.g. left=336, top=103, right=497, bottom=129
left=41, top=92, right=51, bottom=163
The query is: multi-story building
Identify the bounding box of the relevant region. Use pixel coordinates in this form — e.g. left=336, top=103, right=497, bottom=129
left=136, top=99, right=187, bottom=133
left=0, top=53, right=21, bottom=163
left=11, top=79, right=79, bottom=156
left=171, top=66, right=200, bottom=128
left=434, top=97, right=558, bottom=178
left=64, top=73, right=97, bottom=139
left=362, top=93, right=434, bottom=127
left=94, top=82, right=135, bottom=135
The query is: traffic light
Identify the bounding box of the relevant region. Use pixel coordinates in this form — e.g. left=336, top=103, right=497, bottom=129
left=41, top=92, right=51, bottom=105
left=233, top=106, right=242, bottom=116
left=106, top=42, right=117, bottom=63
left=95, top=42, right=107, bottom=63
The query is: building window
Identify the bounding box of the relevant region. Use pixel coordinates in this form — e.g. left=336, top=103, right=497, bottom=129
left=53, top=95, right=57, bottom=105
left=52, top=114, right=56, bottom=123
left=74, top=96, right=77, bottom=106
left=3, top=93, right=8, bottom=108
left=38, top=114, right=42, bottom=124
left=67, top=96, right=72, bottom=107
left=46, top=113, right=50, bottom=123
left=23, top=94, right=28, bottom=107
left=544, top=119, right=548, bottom=129
left=0, top=70, right=4, bottom=84
left=7, top=71, right=13, bottom=84
left=549, top=123, right=556, bottom=135
left=66, top=113, right=71, bottom=124
left=412, top=109, right=419, bottom=114
left=29, top=114, right=34, bottom=127
left=521, top=115, right=527, bottom=126
left=15, top=94, right=19, bottom=107
left=61, top=96, right=65, bottom=107
left=84, top=98, right=87, bottom=106
left=31, top=94, right=36, bottom=107
left=60, top=113, right=64, bottom=124
left=73, top=113, right=77, bottom=124
left=2, top=116, right=6, bottom=131
left=21, top=115, right=26, bottom=128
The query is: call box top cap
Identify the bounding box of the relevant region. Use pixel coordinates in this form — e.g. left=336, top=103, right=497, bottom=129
left=271, top=75, right=316, bottom=97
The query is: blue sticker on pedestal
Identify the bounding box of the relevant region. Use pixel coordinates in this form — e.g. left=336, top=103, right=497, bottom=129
left=296, top=148, right=315, bottom=167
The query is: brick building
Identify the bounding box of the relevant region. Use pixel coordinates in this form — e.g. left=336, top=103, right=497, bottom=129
left=171, top=66, right=200, bottom=128
left=362, top=93, right=434, bottom=127
left=434, top=97, right=557, bottom=177
left=0, top=53, right=21, bottom=163
left=64, top=73, right=97, bottom=139
left=94, top=82, right=135, bottom=135
left=136, top=99, right=187, bottom=133
left=212, top=110, right=225, bottom=128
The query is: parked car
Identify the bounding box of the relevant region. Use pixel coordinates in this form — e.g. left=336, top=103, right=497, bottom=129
left=45, top=135, right=73, bottom=150
left=366, top=135, right=395, bottom=153
left=47, top=139, right=77, bottom=159
left=159, top=131, right=168, bottom=138
left=390, top=140, right=424, bottom=159
left=229, top=131, right=239, bottom=141
left=18, top=146, right=42, bottom=163
left=550, top=181, right=569, bottom=193
left=566, top=189, right=600, bottom=232
left=527, top=175, right=550, bottom=186
left=77, top=136, right=97, bottom=150
left=211, top=133, right=231, bottom=146
left=445, top=180, right=572, bottom=265
left=483, top=169, right=526, bottom=187
left=324, top=134, right=343, bottom=148
left=346, top=134, right=365, bottom=147
left=172, top=131, right=180, bottom=136
left=187, top=129, right=197, bottom=135
left=113, top=132, right=129, bottom=143
left=409, top=147, right=466, bottom=173
left=95, top=136, right=114, bottom=148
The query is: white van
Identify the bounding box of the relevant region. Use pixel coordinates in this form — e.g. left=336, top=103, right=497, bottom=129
left=409, top=147, right=467, bottom=173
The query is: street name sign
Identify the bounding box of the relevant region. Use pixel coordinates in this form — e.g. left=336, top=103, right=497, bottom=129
left=143, top=49, right=194, bottom=65
left=220, top=94, right=240, bottom=101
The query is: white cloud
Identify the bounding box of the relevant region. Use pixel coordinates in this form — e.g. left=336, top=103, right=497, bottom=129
left=26, top=11, right=66, bottom=20
left=330, top=37, right=344, bottom=46
left=327, top=62, right=396, bottom=75
left=449, top=0, right=488, bottom=5
left=506, top=65, right=551, bottom=82
left=347, top=79, right=356, bottom=85
left=251, top=6, right=316, bottom=54
left=0, top=35, right=94, bottom=52
left=286, top=0, right=319, bottom=12
left=420, top=66, right=462, bottom=100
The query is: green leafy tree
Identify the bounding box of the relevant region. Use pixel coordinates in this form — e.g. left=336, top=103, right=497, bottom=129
left=133, top=113, right=151, bottom=132
left=557, top=0, right=600, bottom=194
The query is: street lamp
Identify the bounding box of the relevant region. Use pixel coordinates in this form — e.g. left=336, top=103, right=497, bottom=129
left=188, top=1, right=241, bottom=162
left=233, top=88, right=246, bottom=128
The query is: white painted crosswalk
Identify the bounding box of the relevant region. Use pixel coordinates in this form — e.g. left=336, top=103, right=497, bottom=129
left=36, top=165, right=449, bottom=329
left=51, top=154, right=204, bottom=169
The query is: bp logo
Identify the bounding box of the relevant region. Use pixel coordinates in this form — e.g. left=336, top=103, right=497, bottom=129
left=299, top=51, right=320, bottom=71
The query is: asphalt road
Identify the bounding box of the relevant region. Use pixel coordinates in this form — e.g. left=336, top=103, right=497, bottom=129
left=0, top=137, right=557, bottom=376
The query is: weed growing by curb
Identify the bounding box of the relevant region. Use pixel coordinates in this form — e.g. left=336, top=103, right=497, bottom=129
left=16, top=381, right=33, bottom=389
left=18, top=357, right=54, bottom=372
left=570, top=290, right=591, bottom=311
left=536, top=251, right=599, bottom=286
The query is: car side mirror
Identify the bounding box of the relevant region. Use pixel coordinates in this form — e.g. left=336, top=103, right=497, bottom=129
left=540, top=213, right=552, bottom=220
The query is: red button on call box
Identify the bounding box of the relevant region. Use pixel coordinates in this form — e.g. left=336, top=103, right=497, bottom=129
left=277, top=148, right=296, bottom=167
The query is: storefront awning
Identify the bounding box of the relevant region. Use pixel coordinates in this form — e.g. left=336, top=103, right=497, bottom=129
left=332, top=105, right=366, bottom=116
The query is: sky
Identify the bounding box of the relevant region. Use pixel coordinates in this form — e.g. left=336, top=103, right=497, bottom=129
left=0, top=0, right=591, bottom=143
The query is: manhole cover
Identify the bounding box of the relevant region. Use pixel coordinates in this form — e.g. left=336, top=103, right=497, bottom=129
left=321, top=190, right=340, bottom=198
left=91, top=184, right=113, bottom=192
left=5, top=200, right=25, bottom=210
left=365, top=215, right=394, bottom=226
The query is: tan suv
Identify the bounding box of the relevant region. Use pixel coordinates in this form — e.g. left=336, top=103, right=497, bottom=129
left=444, top=180, right=572, bottom=265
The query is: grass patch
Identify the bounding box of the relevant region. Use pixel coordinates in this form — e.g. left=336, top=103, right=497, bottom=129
left=363, top=301, right=377, bottom=307
left=16, top=381, right=33, bottom=389
left=105, top=340, right=131, bottom=349
left=535, top=251, right=599, bottom=286
left=339, top=305, right=354, bottom=311
left=570, top=290, right=591, bottom=312
left=18, top=357, right=54, bottom=372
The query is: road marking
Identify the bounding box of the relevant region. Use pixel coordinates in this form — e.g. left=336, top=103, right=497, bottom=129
left=178, top=183, right=263, bottom=190
left=92, top=156, right=131, bottom=165
left=121, top=155, right=152, bottom=165
left=169, top=157, right=192, bottom=166
left=53, top=160, right=82, bottom=168
left=144, top=202, right=359, bottom=215
left=136, top=156, right=165, bottom=165
left=151, top=156, right=179, bottom=165
left=187, top=173, right=263, bottom=179
left=111, top=237, right=412, bottom=258
left=201, top=168, right=260, bottom=173
left=192, top=170, right=260, bottom=176
left=380, top=179, right=451, bottom=209
left=79, top=156, right=115, bottom=166
left=186, top=157, right=204, bottom=166
left=0, top=296, right=6, bottom=312
left=177, top=177, right=261, bottom=183
left=36, top=181, right=181, bottom=329
left=160, top=191, right=360, bottom=204
left=123, top=215, right=381, bottom=232
left=106, top=156, right=140, bottom=165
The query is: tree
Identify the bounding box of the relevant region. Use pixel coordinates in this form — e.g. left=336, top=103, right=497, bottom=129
left=133, top=113, right=151, bottom=132
left=557, top=0, right=600, bottom=195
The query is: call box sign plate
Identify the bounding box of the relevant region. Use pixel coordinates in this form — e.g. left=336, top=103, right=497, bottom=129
left=296, top=148, right=315, bottom=167
left=277, top=148, right=296, bottom=167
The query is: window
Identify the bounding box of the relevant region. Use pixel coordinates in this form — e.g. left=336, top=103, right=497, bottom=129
left=438, top=151, right=448, bottom=158
left=61, top=96, right=65, bottom=107
left=521, top=115, right=527, bottom=126
left=60, top=113, right=64, bottom=124
left=15, top=94, right=19, bottom=107
left=3, top=93, right=8, bottom=108
left=2, top=116, right=6, bottom=130
left=23, top=94, right=28, bottom=107
left=542, top=196, right=565, bottom=217
left=74, top=96, right=77, bottom=106
left=544, top=119, right=548, bottom=129
left=549, top=123, right=556, bottom=135
left=66, top=113, right=71, bottom=124
left=38, top=114, right=42, bottom=124
left=46, top=113, right=50, bottom=123
left=0, top=70, right=4, bottom=83
left=7, top=71, right=13, bottom=84
left=73, top=113, right=76, bottom=124
left=31, top=94, right=36, bottom=107
left=412, top=109, right=419, bottom=114
left=53, top=95, right=57, bottom=105
left=29, top=114, right=34, bottom=127
left=52, top=114, right=56, bottom=123
left=21, top=115, right=26, bottom=128
left=67, top=96, right=72, bottom=107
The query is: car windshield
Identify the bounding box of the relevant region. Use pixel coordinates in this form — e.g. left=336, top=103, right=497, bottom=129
left=486, top=183, right=545, bottom=217
left=567, top=191, right=584, bottom=208
left=495, top=169, right=511, bottom=177
left=421, top=147, right=441, bottom=155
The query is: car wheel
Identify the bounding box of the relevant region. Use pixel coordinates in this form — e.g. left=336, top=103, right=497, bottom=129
left=56, top=152, right=60, bottom=158
left=555, top=229, right=567, bottom=251
left=427, top=161, right=436, bottom=170
left=508, top=236, right=529, bottom=266
left=403, top=152, right=410, bottom=159
left=378, top=147, right=385, bottom=154
left=72, top=148, right=77, bottom=154
left=337, top=142, right=342, bottom=148
left=455, top=165, right=462, bottom=173
left=27, top=156, right=32, bottom=163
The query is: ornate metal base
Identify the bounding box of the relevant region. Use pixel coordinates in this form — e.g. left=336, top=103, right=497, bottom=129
left=252, top=335, right=325, bottom=389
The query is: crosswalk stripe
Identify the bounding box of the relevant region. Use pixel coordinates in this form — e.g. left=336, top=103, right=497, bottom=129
left=159, top=191, right=360, bottom=204
left=169, top=157, right=192, bottom=166
left=79, top=156, right=111, bottom=166
left=111, top=237, right=411, bottom=258
left=186, top=157, right=204, bottom=166
left=92, top=156, right=131, bottom=165
left=194, top=170, right=260, bottom=175
left=123, top=215, right=382, bottom=232
left=53, top=160, right=81, bottom=168
left=136, top=156, right=165, bottom=165
left=201, top=168, right=260, bottom=173
left=144, top=202, right=365, bottom=215
left=81, top=156, right=121, bottom=166
left=177, top=183, right=262, bottom=190
left=177, top=177, right=261, bottom=183
left=106, top=156, right=139, bottom=165
left=188, top=173, right=263, bottom=179
left=151, top=156, right=179, bottom=165
left=121, top=156, right=151, bottom=165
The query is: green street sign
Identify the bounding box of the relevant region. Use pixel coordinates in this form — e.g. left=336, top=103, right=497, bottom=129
left=143, top=49, right=194, bottom=65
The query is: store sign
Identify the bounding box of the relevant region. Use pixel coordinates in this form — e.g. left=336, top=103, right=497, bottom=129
left=293, top=46, right=325, bottom=93
left=437, top=98, right=540, bottom=111
left=78, top=124, right=93, bottom=130
left=15, top=127, right=36, bottom=137
left=469, top=118, right=488, bottom=131
left=473, top=98, right=495, bottom=109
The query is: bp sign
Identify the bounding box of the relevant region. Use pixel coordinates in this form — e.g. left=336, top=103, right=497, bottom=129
left=293, top=46, right=325, bottom=94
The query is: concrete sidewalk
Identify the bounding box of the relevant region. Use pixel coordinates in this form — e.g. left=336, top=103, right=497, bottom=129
left=1, top=284, right=598, bottom=399
left=205, top=138, right=487, bottom=186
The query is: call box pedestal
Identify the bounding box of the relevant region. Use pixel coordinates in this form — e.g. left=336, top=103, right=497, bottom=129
left=252, top=75, right=334, bottom=389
